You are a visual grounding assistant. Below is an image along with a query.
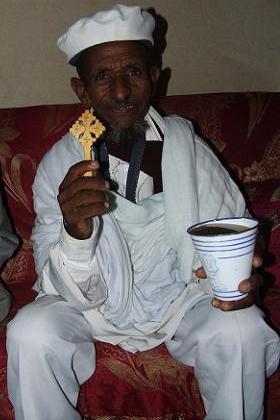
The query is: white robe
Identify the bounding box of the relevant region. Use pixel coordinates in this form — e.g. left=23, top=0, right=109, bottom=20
left=32, top=107, right=247, bottom=352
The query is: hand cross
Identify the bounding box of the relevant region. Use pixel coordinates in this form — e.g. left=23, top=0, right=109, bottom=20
left=70, top=110, right=106, bottom=176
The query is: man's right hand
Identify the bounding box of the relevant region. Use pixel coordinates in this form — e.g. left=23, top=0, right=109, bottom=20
left=57, top=160, right=110, bottom=240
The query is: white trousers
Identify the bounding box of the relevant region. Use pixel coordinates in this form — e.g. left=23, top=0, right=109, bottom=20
left=166, top=297, right=280, bottom=420
left=7, top=296, right=96, bottom=420
left=7, top=295, right=280, bottom=420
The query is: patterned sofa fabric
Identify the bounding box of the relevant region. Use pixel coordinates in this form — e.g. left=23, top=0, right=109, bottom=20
left=0, top=93, right=279, bottom=420
left=157, top=93, right=280, bottom=182
left=78, top=342, right=204, bottom=420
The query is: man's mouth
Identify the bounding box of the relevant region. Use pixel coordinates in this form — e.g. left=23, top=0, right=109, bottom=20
left=113, top=102, right=135, bottom=112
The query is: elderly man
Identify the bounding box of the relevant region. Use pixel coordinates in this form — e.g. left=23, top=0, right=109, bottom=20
left=7, top=4, right=279, bottom=420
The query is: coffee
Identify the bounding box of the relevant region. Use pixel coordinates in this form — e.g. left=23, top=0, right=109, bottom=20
left=189, top=224, right=249, bottom=236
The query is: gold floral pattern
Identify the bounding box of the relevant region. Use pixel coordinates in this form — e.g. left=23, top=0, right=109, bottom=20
left=245, top=92, right=272, bottom=138
left=100, top=350, right=201, bottom=408
left=4, top=154, right=36, bottom=213
left=264, top=210, right=280, bottom=232
left=184, top=95, right=234, bottom=153
left=234, top=131, right=280, bottom=183
left=271, top=186, right=280, bottom=202
left=2, top=239, right=34, bottom=284
left=0, top=111, right=36, bottom=213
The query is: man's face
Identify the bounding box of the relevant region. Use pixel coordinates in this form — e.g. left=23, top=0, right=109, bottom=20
left=71, top=41, right=159, bottom=130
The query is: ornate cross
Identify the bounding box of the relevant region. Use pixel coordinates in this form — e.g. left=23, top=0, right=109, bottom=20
left=70, top=110, right=106, bottom=176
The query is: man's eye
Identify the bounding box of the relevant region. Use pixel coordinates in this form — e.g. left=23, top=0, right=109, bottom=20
left=127, top=67, right=142, bottom=76
left=95, top=72, right=109, bottom=81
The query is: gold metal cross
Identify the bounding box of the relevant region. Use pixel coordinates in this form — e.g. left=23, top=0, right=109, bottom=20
left=70, top=110, right=106, bottom=176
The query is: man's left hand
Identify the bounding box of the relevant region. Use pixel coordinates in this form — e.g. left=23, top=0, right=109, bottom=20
left=195, top=254, right=264, bottom=311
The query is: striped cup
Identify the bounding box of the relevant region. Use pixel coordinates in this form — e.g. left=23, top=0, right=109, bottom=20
left=187, top=217, right=259, bottom=301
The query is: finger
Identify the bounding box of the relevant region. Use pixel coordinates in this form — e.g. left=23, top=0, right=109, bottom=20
left=61, top=190, right=109, bottom=210
left=64, top=202, right=110, bottom=230
left=212, top=291, right=254, bottom=311
left=238, top=279, right=252, bottom=293
left=59, top=160, right=100, bottom=192
left=58, top=178, right=110, bottom=205
left=252, top=254, right=263, bottom=268
left=238, top=271, right=263, bottom=293
left=195, top=267, right=207, bottom=279
left=73, top=202, right=110, bottom=219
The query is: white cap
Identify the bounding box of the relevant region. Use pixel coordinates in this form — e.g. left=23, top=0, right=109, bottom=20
left=57, top=4, right=155, bottom=65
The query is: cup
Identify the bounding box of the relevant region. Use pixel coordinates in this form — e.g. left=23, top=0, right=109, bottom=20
left=187, top=217, right=259, bottom=301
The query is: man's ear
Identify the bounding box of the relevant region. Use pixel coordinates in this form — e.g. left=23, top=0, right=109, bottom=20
left=149, top=66, right=160, bottom=94
left=71, top=77, right=91, bottom=107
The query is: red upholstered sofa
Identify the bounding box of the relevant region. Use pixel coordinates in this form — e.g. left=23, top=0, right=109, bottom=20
left=0, top=93, right=279, bottom=420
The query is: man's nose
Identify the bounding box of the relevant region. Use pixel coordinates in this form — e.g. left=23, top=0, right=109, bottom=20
left=111, top=75, right=131, bottom=102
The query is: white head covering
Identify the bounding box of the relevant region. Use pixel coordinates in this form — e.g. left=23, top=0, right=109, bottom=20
left=57, top=4, right=155, bottom=65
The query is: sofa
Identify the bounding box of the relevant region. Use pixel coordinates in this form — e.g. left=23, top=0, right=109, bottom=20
left=0, top=92, right=279, bottom=420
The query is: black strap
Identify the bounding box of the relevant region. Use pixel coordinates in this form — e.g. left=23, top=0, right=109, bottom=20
left=94, top=139, right=110, bottom=181
left=141, top=141, right=163, bottom=194
left=95, top=132, right=146, bottom=202
left=125, top=131, right=146, bottom=203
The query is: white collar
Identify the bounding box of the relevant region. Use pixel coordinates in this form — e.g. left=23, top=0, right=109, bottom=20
left=145, top=106, right=165, bottom=142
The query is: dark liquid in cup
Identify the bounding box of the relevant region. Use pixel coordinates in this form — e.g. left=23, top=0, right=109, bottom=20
left=190, top=224, right=249, bottom=236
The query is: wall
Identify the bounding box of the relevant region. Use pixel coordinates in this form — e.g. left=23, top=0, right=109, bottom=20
left=0, top=0, right=279, bottom=107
